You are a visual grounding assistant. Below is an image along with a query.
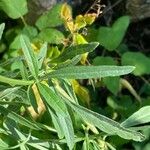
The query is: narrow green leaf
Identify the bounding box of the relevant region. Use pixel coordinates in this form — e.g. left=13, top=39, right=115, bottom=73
left=92, top=56, right=120, bottom=94
left=0, top=87, right=20, bottom=100
left=57, top=114, right=74, bottom=150
left=48, top=108, right=64, bottom=139
left=8, top=112, right=41, bottom=130
left=0, top=139, right=9, bottom=149
left=20, top=35, right=39, bottom=79
left=0, top=87, right=29, bottom=105
left=37, top=83, right=67, bottom=116
left=18, top=60, right=29, bottom=80
left=121, top=106, right=150, bottom=127
left=27, top=143, right=49, bottom=150
left=106, top=142, right=116, bottom=150
left=47, top=66, right=135, bottom=79
left=38, top=43, right=47, bottom=69
left=52, top=42, right=99, bottom=62
left=11, top=59, right=29, bottom=80
left=27, top=85, right=38, bottom=114
left=38, top=83, right=74, bottom=148
left=0, top=105, right=41, bottom=130
left=65, top=101, right=145, bottom=142
left=0, top=23, right=5, bottom=40
left=4, top=119, right=27, bottom=141
left=0, top=0, right=28, bottom=19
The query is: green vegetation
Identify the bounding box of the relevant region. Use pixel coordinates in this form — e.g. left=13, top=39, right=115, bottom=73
left=0, top=1, right=150, bottom=149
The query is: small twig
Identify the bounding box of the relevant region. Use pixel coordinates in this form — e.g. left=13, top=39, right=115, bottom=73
left=86, top=0, right=105, bottom=17
left=102, top=0, right=123, bottom=16
left=140, top=76, right=150, bottom=86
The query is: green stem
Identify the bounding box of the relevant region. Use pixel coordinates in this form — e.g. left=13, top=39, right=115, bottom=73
left=21, top=16, right=27, bottom=26
left=0, top=75, right=34, bottom=86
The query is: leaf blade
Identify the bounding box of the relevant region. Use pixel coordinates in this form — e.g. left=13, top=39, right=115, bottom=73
left=37, top=83, right=67, bottom=116
left=57, top=114, right=74, bottom=150
left=52, top=42, right=99, bottom=62
left=47, top=66, right=135, bottom=79
left=65, top=101, right=145, bottom=142
left=0, top=0, right=28, bottom=19
left=0, top=23, right=5, bottom=40
left=20, top=35, right=39, bottom=79
left=121, top=106, right=150, bottom=127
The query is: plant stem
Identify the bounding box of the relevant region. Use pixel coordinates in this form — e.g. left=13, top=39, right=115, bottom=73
left=0, top=75, right=34, bottom=86
left=21, top=16, right=27, bottom=26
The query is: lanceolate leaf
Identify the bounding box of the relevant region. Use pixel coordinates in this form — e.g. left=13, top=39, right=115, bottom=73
left=38, top=43, right=47, bottom=69
left=38, top=83, right=74, bottom=149
left=0, top=0, right=28, bottom=19
left=48, top=108, right=64, bottom=139
left=37, top=83, right=68, bottom=117
left=52, top=42, right=99, bottom=62
left=27, top=85, right=38, bottom=114
left=65, top=101, right=145, bottom=142
left=0, top=87, right=20, bottom=100
left=20, top=35, right=39, bottom=79
left=121, top=106, right=150, bottom=128
left=47, top=66, right=135, bottom=79
left=0, top=23, right=5, bottom=40
left=57, top=114, right=74, bottom=150
left=0, top=105, right=41, bottom=130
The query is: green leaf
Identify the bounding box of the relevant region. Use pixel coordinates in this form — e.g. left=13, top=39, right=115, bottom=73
left=38, top=83, right=74, bottom=149
left=10, top=35, right=21, bottom=49
left=121, top=106, right=150, bottom=128
left=97, top=16, right=130, bottom=51
left=0, top=87, right=20, bottom=100
left=122, top=52, right=150, bottom=76
left=37, top=83, right=68, bottom=116
left=36, top=4, right=63, bottom=30
left=92, top=56, right=119, bottom=95
left=0, top=23, right=5, bottom=40
left=18, top=60, right=29, bottom=80
left=65, top=101, right=145, bottom=142
left=0, top=87, right=30, bottom=105
left=4, top=119, right=27, bottom=141
left=22, top=25, right=38, bottom=40
left=104, top=77, right=120, bottom=95
left=7, top=112, right=41, bottom=130
left=0, top=0, right=28, bottom=19
left=27, top=142, right=49, bottom=150
left=27, top=85, right=38, bottom=114
left=11, top=59, right=29, bottom=80
left=57, top=114, right=74, bottom=150
left=48, top=108, right=64, bottom=139
left=38, top=28, right=65, bottom=44
left=0, top=105, right=41, bottom=130
left=93, top=56, right=116, bottom=66
left=38, top=43, right=47, bottom=69
left=20, top=35, right=39, bottom=79
left=52, top=42, right=99, bottom=62
left=47, top=66, right=135, bottom=79
left=107, top=97, right=125, bottom=110
left=0, top=139, right=9, bottom=149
